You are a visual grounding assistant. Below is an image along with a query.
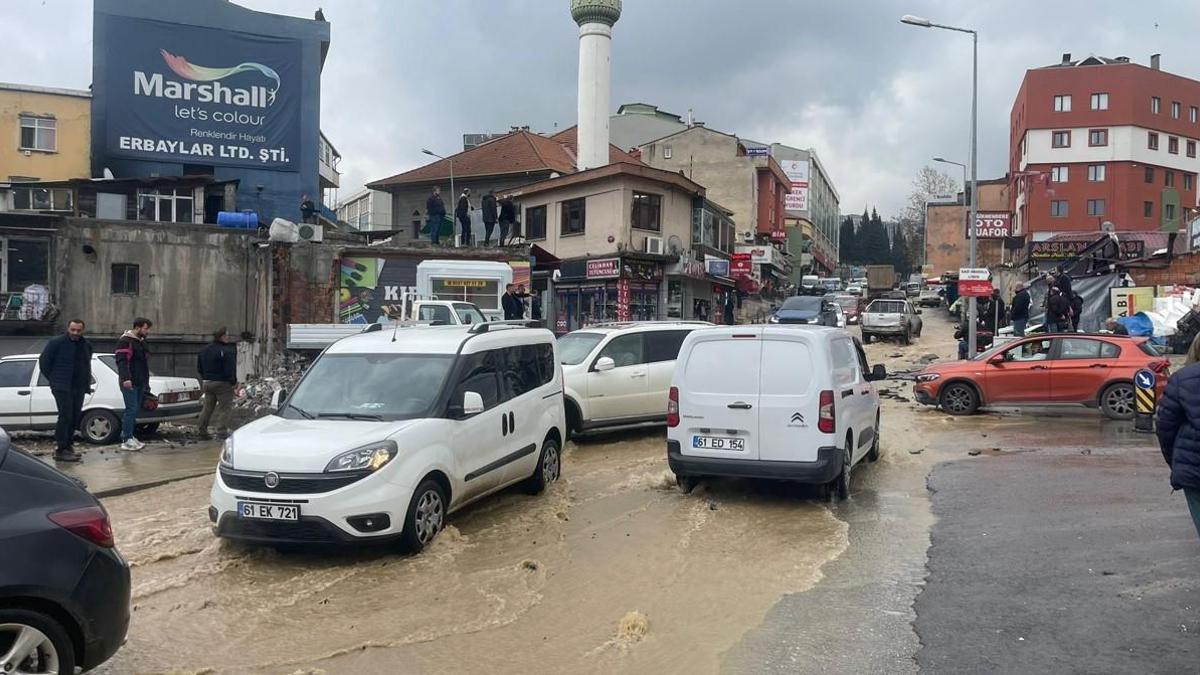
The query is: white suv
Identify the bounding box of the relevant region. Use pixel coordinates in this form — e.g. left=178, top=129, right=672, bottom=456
left=667, top=325, right=886, bottom=500
left=557, top=322, right=710, bottom=435
left=210, top=323, right=566, bottom=552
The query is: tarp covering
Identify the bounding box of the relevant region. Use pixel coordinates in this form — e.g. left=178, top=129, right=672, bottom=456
left=1025, top=272, right=1122, bottom=333
left=1123, top=313, right=1154, bottom=337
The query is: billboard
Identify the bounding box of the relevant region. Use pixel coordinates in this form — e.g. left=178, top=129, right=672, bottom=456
left=780, top=158, right=810, bottom=213
left=99, top=15, right=302, bottom=171
left=964, top=211, right=1013, bottom=239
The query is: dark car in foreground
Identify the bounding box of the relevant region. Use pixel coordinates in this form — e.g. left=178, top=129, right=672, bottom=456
left=769, top=295, right=840, bottom=326
left=0, top=430, right=130, bottom=673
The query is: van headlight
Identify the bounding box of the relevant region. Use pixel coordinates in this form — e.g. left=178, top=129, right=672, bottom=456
left=915, top=373, right=941, bottom=383
left=220, top=436, right=235, bottom=467
left=325, top=441, right=398, bottom=473
left=768, top=315, right=780, bottom=324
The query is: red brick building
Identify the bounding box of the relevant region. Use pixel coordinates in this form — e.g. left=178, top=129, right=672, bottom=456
left=1010, top=53, right=1200, bottom=240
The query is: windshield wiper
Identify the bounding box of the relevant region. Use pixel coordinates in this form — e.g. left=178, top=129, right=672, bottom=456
left=317, top=412, right=385, bottom=421
left=286, top=403, right=315, bottom=420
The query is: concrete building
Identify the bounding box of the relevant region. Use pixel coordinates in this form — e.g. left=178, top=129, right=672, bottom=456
left=769, top=144, right=840, bottom=278
left=0, top=83, right=91, bottom=183
left=336, top=188, right=392, bottom=232
left=610, top=103, right=688, bottom=151
left=1010, top=53, right=1200, bottom=240
left=925, top=178, right=1012, bottom=274
left=570, top=0, right=622, bottom=171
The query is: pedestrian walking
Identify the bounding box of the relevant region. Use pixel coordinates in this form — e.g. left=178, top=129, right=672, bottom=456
left=989, top=288, right=1007, bottom=330
left=114, top=318, right=152, bottom=451
left=426, top=186, right=446, bottom=245
left=1070, top=291, right=1085, bottom=331
left=481, top=189, right=499, bottom=246
left=1010, top=282, right=1031, bottom=337
left=502, top=284, right=523, bottom=320
left=723, top=292, right=736, bottom=325
left=1045, top=287, right=1071, bottom=333
left=300, top=193, right=316, bottom=224
left=1155, top=334, right=1200, bottom=538
left=196, top=327, right=237, bottom=440
left=498, top=195, right=516, bottom=246
left=38, top=319, right=92, bottom=462
left=455, top=188, right=473, bottom=246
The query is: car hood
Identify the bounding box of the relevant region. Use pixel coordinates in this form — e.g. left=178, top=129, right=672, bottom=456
left=228, top=416, right=421, bottom=473
left=776, top=309, right=821, bottom=320
left=916, top=361, right=969, bottom=377
left=150, top=375, right=200, bottom=394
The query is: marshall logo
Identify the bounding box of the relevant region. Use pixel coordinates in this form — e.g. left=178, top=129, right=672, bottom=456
left=133, top=49, right=281, bottom=108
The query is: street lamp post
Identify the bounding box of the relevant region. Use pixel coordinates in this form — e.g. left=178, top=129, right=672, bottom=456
left=421, top=148, right=455, bottom=243
left=904, top=14, right=979, bottom=356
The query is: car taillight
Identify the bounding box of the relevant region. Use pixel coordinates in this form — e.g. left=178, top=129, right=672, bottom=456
left=667, top=387, right=680, bottom=428
left=818, top=390, right=835, bottom=433
left=48, top=505, right=114, bottom=548
left=1150, top=360, right=1171, bottom=376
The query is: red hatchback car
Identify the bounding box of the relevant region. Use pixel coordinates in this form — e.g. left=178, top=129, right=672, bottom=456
left=913, top=334, right=1170, bottom=420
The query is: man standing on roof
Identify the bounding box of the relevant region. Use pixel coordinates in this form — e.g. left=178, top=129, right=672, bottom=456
left=481, top=189, right=499, bottom=246
left=498, top=194, right=517, bottom=246
left=456, top=188, right=473, bottom=247
left=426, top=186, right=446, bottom=246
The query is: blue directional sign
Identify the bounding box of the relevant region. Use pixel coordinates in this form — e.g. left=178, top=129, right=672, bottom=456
left=1135, top=369, right=1156, bottom=390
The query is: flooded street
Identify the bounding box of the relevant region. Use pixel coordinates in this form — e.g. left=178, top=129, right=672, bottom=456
left=94, top=313, right=1167, bottom=674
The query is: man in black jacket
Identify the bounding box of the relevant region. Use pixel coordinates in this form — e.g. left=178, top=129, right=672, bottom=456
left=1010, top=283, right=1031, bottom=336
left=481, top=190, right=498, bottom=246
left=197, top=327, right=237, bottom=439
left=38, top=319, right=92, bottom=462
left=1046, top=288, right=1071, bottom=334
left=501, top=284, right=523, bottom=320
left=455, top=188, right=473, bottom=246
left=114, top=317, right=152, bottom=451
left=498, top=195, right=517, bottom=245
left=426, top=186, right=446, bottom=245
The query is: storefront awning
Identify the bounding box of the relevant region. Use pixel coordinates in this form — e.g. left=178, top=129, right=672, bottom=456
left=531, top=244, right=560, bottom=270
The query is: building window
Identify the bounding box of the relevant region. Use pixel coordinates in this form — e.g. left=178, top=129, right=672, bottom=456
left=1087, top=199, right=1105, bottom=216
left=0, top=237, right=50, bottom=294
left=11, top=187, right=73, bottom=212
left=1189, top=140, right=1198, bottom=158
left=1173, top=101, right=1182, bottom=119
left=1165, top=204, right=1177, bottom=221
left=1050, top=166, right=1069, bottom=182
left=1144, top=201, right=1154, bottom=218
left=1050, top=200, right=1068, bottom=217
left=1052, top=130, right=1070, bottom=148
left=1145, top=166, right=1155, bottom=183
left=525, top=205, right=547, bottom=240
left=1166, top=170, right=1176, bottom=187
left=111, top=264, right=139, bottom=295
left=136, top=188, right=194, bottom=224
left=1192, top=106, right=1199, bottom=124
left=631, top=192, right=662, bottom=231
left=560, top=198, right=586, bottom=236
left=1087, top=164, right=1105, bottom=182
left=1186, top=173, right=1195, bottom=191
left=1090, top=93, right=1108, bottom=110
left=1053, top=94, right=1071, bottom=112
left=18, top=116, right=56, bottom=152
left=1088, top=129, right=1108, bottom=146
left=1169, top=136, right=1180, bottom=154
left=1148, top=132, right=1159, bottom=150
left=663, top=145, right=673, bottom=159
left=1152, top=96, right=1161, bottom=114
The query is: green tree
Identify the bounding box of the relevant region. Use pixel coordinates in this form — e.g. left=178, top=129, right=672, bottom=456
left=839, top=216, right=859, bottom=264
left=891, top=225, right=911, bottom=276
left=861, top=207, right=891, bottom=264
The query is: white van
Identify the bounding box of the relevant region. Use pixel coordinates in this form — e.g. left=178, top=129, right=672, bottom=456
left=210, top=322, right=565, bottom=552
left=667, top=325, right=886, bottom=500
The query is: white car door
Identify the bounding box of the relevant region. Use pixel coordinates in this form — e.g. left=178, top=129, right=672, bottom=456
left=642, top=329, right=692, bottom=418
left=675, top=328, right=762, bottom=461
left=758, top=330, right=822, bottom=463
left=854, top=339, right=881, bottom=452
left=586, top=333, right=648, bottom=421
left=497, top=343, right=555, bottom=485
left=0, top=360, right=36, bottom=428
left=449, top=349, right=516, bottom=500
left=830, top=338, right=871, bottom=463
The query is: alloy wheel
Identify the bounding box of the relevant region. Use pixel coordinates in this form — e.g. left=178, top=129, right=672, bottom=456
left=1104, top=385, right=1135, bottom=417
left=0, top=623, right=60, bottom=675
left=943, top=385, right=975, bottom=414
left=413, top=490, right=444, bottom=544
left=85, top=416, right=111, bottom=442
left=542, top=444, right=560, bottom=484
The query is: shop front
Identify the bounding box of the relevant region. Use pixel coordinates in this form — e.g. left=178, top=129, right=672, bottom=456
left=554, top=256, right=663, bottom=333
left=665, top=250, right=733, bottom=322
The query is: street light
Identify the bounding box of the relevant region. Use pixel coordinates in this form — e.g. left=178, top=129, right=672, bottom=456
left=904, top=13, right=979, bottom=356
left=421, top=148, right=454, bottom=204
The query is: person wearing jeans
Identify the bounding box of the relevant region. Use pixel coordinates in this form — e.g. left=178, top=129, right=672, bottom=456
left=38, top=319, right=92, bottom=462
left=1155, top=334, right=1200, bottom=538
left=114, top=317, right=153, bottom=451
left=197, top=327, right=237, bottom=439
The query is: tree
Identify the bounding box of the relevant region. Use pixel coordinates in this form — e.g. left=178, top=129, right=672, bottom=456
left=891, top=225, right=911, bottom=277
left=860, top=207, right=891, bottom=264
left=839, top=216, right=859, bottom=264
left=901, top=165, right=961, bottom=224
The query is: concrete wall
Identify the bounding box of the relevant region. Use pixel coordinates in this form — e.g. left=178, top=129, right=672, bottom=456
left=639, top=128, right=757, bottom=235
left=0, top=87, right=91, bottom=181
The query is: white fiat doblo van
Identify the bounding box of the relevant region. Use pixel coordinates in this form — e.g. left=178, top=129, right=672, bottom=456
left=210, top=323, right=566, bottom=552
left=667, top=324, right=886, bottom=500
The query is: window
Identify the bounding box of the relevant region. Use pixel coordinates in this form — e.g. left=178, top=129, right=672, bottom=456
left=597, top=334, right=644, bottom=369
left=12, top=187, right=72, bottom=212
left=1166, top=170, right=1176, bottom=187
left=1090, top=93, right=1108, bottom=110
left=1050, top=166, right=1069, bottom=182
left=1192, top=106, right=1199, bottom=124
left=4, top=238, right=50, bottom=294
left=0, top=360, right=34, bottom=388
left=1173, top=101, right=1182, bottom=119
left=831, top=339, right=861, bottom=387
left=663, top=145, right=673, bottom=159
left=644, top=330, right=691, bottom=363
left=1187, top=173, right=1195, bottom=191
left=1148, top=132, right=1159, bottom=150
left=1087, top=164, right=1105, bottom=182
left=1152, top=96, right=1161, bottom=114
left=1100, top=342, right=1121, bottom=359
left=137, top=188, right=194, bottom=224
left=1053, top=94, right=1072, bottom=112
left=525, top=205, right=546, bottom=240
left=631, top=191, right=662, bottom=231
left=417, top=305, right=453, bottom=324
left=1088, top=129, right=1108, bottom=146
left=1165, top=204, right=1177, bottom=221
left=111, top=263, right=139, bottom=295
left=1051, top=130, right=1070, bottom=148
left=18, top=116, right=56, bottom=152
left=1059, top=338, right=1105, bottom=360
left=452, top=352, right=503, bottom=411
left=560, top=198, right=586, bottom=236
left=1050, top=200, right=1069, bottom=217
left=1190, top=140, right=1199, bottom=158
left=1144, top=201, right=1154, bottom=218
left=501, top=344, right=554, bottom=398
left=1145, top=166, right=1155, bottom=183
left=1003, top=339, right=1052, bottom=362
left=1169, top=136, right=1180, bottom=154
left=1087, top=199, right=1105, bottom=216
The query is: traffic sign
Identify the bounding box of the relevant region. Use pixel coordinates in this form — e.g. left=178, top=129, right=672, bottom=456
left=1134, top=368, right=1157, bottom=433
left=959, top=268, right=989, bottom=281
left=1135, top=369, right=1156, bottom=390
left=959, top=280, right=994, bottom=297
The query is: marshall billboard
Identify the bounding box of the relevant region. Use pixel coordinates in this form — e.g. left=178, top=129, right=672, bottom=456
left=99, top=15, right=302, bottom=171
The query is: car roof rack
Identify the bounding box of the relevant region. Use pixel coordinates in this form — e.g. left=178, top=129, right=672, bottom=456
left=467, top=320, right=542, bottom=334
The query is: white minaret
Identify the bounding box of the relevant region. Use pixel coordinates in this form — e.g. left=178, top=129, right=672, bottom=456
left=570, top=0, right=621, bottom=171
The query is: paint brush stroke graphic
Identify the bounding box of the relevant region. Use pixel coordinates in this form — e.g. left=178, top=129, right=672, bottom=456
left=160, top=49, right=280, bottom=104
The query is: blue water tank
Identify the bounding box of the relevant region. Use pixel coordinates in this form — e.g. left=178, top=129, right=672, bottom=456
left=217, top=211, right=259, bottom=229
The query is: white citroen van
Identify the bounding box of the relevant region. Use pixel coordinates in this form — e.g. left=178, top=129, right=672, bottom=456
left=667, top=325, right=886, bottom=500
left=210, top=322, right=565, bottom=552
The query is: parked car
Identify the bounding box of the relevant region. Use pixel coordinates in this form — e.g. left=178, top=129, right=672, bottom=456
left=912, top=334, right=1170, bottom=420
left=210, top=323, right=566, bottom=552
left=903, top=281, right=922, bottom=297
left=861, top=299, right=923, bottom=344
left=845, top=284, right=864, bottom=297
left=916, top=288, right=944, bottom=308
left=558, top=321, right=711, bottom=435
left=829, top=294, right=862, bottom=325
left=0, top=353, right=202, bottom=444
left=0, top=428, right=131, bottom=672
left=667, top=325, right=887, bottom=500
left=769, top=295, right=841, bottom=326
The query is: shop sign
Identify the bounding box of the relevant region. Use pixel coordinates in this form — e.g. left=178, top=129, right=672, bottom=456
left=780, top=158, right=809, bottom=213
left=730, top=257, right=753, bottom=277
left=770, top=229, right=788, bottom=242
left=616, top=278, right=632, bottom=321
left=1111, top=287, right=1155, bottom=318
left=959, top=280, right=993, bottom=297
left=706, top=259, right=730, bottom=277
left=666, top=249, right=706, bottom=279
left=622, top=260, right=662, bottom=281
left=734, top=245, right=774, bottom=265
left=746, top=146, right=769, bottom=157
left=586, top=257, right=620, bottom=279
left=964, top=211, right=1012, bottom=239
left=1030, top=240, right=1144, bottom=260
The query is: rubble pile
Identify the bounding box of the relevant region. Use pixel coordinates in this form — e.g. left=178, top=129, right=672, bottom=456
left=233, top=354, right=310, bottom=423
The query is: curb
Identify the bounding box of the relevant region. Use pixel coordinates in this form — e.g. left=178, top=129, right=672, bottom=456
left=93, top=470, right=214, bottom=499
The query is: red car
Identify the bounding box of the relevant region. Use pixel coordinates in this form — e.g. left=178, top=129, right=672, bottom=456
left=913, top=334, right=1170, bottom=420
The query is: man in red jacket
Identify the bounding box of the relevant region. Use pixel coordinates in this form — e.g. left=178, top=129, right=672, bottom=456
left=114, top=317, right=152, bottom=451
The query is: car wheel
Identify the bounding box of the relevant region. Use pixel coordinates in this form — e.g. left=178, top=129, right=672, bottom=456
left=400, top=479, right=447, bottom=554
left=523, top=437, right=562, bottom=495
left=829, top=434, right=852, bottom=501
left=80, top=409, right=121, bottom=445
left=1100, top=382, right=1136, bottom=420
left=862, top=333, right=872, bottom=344
left=0, top=609, right=77, bottom=675
left=136, top=422, right=160, bottom=436
left=902, top=330, right=912, bottom=346
left=676, top=474, right=699, bottom=494
left=939, top=383, right=980, bottom=416
left=867, top=415, right=881, bottom=462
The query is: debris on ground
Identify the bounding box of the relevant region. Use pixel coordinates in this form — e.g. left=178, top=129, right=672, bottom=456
left=968, top=449, right=982, bottom=456
left=616, top=611, right=649, bottom=645
left=909, top=448, right=924, bottom=455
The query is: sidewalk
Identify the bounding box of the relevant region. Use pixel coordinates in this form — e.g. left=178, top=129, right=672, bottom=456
left=33, top=439, right=221, bottom=497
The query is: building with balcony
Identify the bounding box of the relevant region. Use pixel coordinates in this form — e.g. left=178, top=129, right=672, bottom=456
left=0, top=83, right=91, bottom=183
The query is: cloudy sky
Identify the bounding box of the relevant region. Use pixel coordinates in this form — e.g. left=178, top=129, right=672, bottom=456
left=4, top=0, right=1198, bottom=217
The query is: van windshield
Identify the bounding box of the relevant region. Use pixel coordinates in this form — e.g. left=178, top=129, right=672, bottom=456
left=285, top=353, right=454, bottom=421
left=558, top=332, right=605, bottom=365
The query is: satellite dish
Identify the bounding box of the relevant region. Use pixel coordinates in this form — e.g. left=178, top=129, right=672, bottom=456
left=667, top=235, right=684, bottom=255
left=552, top=269, right=562, bottom=282
left=1100, top=220, right=1116, bottom=233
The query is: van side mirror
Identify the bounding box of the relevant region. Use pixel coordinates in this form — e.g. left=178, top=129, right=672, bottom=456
left=594, top=356, right=615, bottom=372
left=916, top=309, right=924, bottom=315
left=270, top=388, right=288, bottom=412
left=869, top=364, right=887, bottom=381
left=462, top=391, right=485, bottom=416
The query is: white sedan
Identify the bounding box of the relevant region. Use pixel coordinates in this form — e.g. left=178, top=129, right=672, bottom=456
left=0, top=353, right=203, bottom=444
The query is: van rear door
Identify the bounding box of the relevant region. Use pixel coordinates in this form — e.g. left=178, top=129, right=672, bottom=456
left=758, top=330, right=821, bottom=462
left=676, top=328, right=762, bottom=461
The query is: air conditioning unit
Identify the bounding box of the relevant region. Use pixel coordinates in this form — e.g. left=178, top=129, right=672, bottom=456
left=298, top=223, right=324, bottom=243
left=644, top=236, right=664, bottom=255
